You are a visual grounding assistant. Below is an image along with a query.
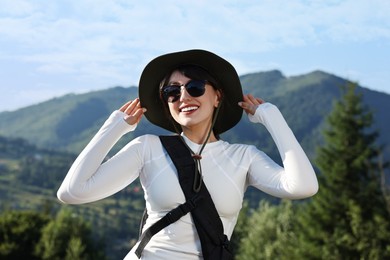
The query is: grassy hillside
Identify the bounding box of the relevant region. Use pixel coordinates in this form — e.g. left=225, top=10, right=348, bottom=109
left=1, top=70, right=389, bottom=161
left=0, top=87, right=137, bottom=152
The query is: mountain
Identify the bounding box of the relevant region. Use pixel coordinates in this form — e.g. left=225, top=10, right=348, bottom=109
left=0, top=70, right=389, bottom=161
left=239, top=70, right=390, bottom=160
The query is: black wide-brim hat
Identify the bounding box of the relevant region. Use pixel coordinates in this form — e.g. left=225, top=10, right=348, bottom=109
left=138, top=49, right=243, bottom=135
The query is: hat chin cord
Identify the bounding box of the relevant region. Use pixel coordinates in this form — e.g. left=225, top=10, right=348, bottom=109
left=178, top=100, right=222, bottom=192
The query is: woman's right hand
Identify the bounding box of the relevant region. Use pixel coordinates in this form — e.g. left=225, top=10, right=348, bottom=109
left=119, top=98, right=147, bottom=125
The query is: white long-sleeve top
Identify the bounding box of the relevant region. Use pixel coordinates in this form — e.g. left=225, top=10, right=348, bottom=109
left=57, top=103, right=318, bottom=259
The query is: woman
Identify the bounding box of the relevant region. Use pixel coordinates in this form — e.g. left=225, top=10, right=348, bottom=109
left=57, top=49, right=318, bottom=259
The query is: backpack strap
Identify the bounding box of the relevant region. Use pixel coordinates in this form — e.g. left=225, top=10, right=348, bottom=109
left=135, top=196, right=198, bottom=258
left=134, top=135, right=201, bottom=258
left=159, top=135, right=232, bottom=259
left=135, top=135, right=232, bottom=259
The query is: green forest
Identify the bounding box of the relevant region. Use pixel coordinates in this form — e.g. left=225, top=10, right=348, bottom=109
left=0, top=136, right=145, bottom=259
left=1, top=80, right=390, bottom=259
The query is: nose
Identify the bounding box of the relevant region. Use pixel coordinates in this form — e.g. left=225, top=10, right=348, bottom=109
left=179, top=86, right=192, bottom=101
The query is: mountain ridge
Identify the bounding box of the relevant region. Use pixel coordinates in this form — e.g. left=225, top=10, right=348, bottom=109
left=0, top=69, right=389, bottom=160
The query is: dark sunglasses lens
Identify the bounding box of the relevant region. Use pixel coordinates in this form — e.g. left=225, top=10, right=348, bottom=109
left=163, top=86, right=180, bottom=103
left=162, top=80, right=207, bottom=103
left=186, top=80, right=206, bottom=97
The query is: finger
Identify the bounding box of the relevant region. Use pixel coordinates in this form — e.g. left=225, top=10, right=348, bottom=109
left=124, top=98, right=140, bottom=115
left=239, top=96, right=259, bottom=115
left=242, top=94, right=251, bottom=102
left=256, top=97, right=265, bottom=104
left=243, top=94, right=256, bottom=104
left=124, top=107, right=146, bottom=125
left=119, top=101, right=132, bottom=112
left=238, top=102, right=255, bottom=114
left=133, top=107, right=146, bottom=123
left=245, top=94, right=265, bottom=105
left=247, top=94, right=261, bottom=105
left=239, top=98, right=253, bottom=107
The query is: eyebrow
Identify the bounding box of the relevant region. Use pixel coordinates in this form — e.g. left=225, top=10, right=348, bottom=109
left=168, top=81, right=182, bottom=85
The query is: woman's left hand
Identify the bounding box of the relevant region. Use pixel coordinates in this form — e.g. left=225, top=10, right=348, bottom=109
left=238, top=94, right=265, bottom=115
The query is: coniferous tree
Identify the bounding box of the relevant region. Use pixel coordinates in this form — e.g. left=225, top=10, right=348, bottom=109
left=235, top=200, right=295, bottom=260
left=294, top=83, right=390, bottom=259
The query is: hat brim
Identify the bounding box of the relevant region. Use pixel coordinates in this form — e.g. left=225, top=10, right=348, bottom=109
left=138, top=49, right=243, bottom=134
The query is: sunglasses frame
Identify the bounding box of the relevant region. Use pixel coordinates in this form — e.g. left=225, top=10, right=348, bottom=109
left=161, top=79, right=208, bottom=103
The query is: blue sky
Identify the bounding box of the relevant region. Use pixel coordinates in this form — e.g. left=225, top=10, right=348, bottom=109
left=0, top=0, right=389, bottom=112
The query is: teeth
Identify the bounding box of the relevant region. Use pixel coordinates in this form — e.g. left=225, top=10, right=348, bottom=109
left=181, top=106, right=198, bottom=112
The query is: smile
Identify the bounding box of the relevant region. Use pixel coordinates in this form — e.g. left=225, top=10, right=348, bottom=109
left=180, top=106, right=199, bottom=112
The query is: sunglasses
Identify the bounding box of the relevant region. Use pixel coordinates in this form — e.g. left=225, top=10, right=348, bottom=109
left=161, top=80, right=207, bottom=103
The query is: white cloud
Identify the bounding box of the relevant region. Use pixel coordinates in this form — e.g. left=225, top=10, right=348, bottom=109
left=0, top=0, right=35, bottom=16
left=0, top=0, right=390, bottom=111
left=2, top=0, right=389, bottom=57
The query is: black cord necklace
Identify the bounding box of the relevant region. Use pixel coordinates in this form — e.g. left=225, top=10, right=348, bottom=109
left=178, top=102, right=222, bottom=192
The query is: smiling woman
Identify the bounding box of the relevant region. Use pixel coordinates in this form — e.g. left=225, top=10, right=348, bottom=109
left=56, top=49, right=318, bottom=260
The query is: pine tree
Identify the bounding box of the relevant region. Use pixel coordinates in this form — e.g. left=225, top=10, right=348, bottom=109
left=236, top=200, right=295, bottom=260
left=295, top=83, right=390, bottom=259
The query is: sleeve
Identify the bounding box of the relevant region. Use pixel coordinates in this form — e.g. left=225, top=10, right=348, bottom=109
left=246, top=103, right=319, bottom=199
left=56, top=110, right=144, bottom=204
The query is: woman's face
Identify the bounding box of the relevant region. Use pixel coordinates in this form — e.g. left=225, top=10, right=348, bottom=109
left=166, top=70, right=220, bottom=134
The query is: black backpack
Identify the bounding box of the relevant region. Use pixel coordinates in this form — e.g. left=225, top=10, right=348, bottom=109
left=135, top=135, right=233, bottom=259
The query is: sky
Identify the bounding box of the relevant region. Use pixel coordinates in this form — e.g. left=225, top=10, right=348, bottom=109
left=0, top=0, right=389, bottom=112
